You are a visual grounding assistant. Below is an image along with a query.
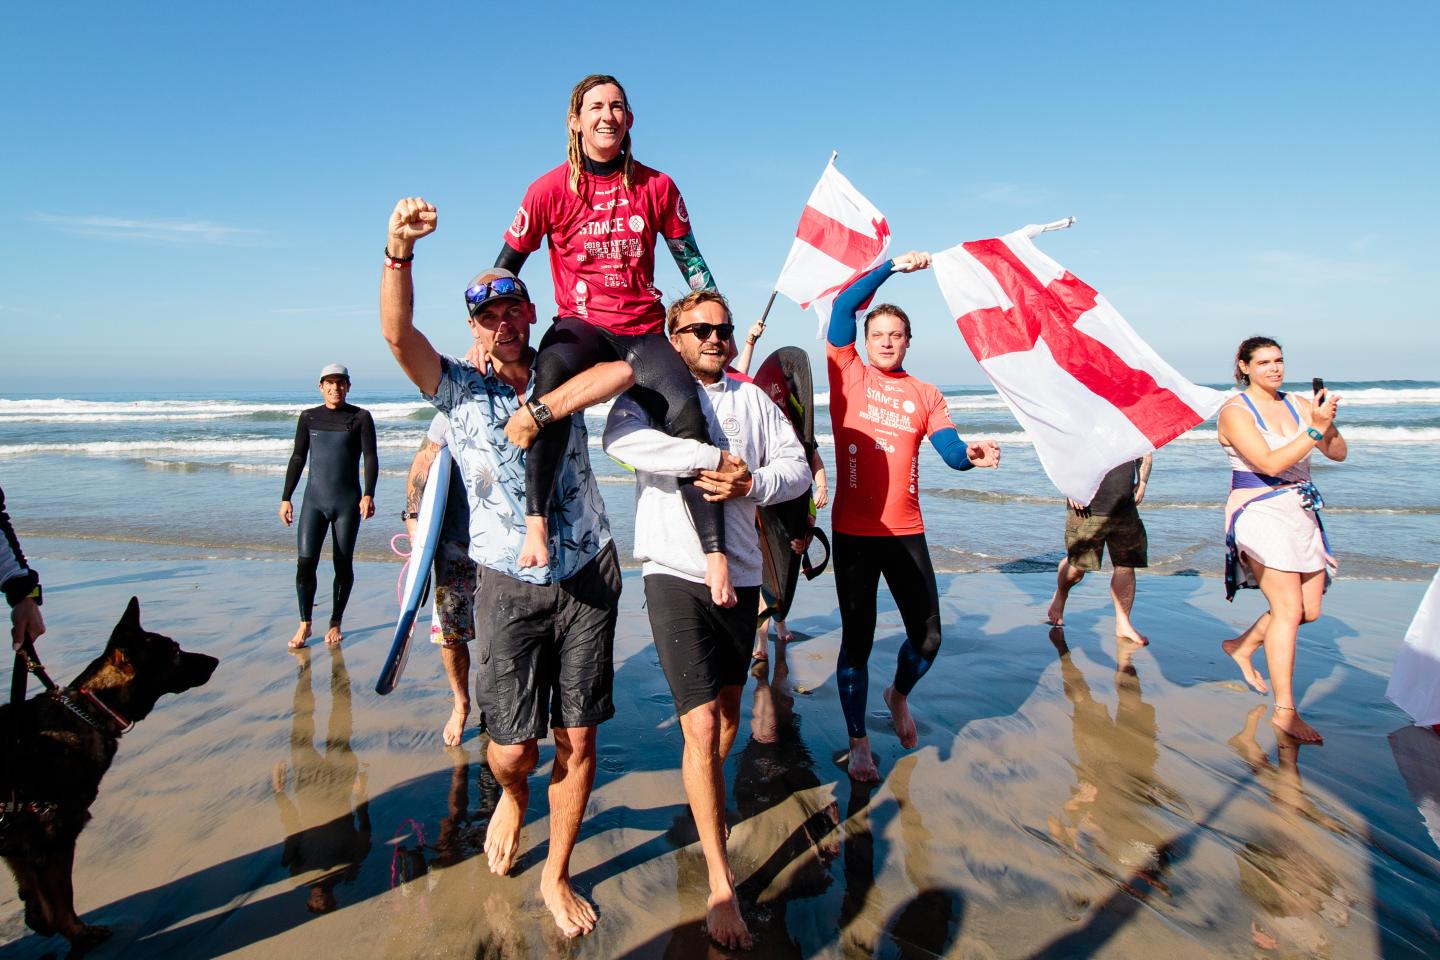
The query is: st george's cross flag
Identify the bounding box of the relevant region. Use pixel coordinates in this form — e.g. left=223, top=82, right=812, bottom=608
left=933, top=224, right=1226, bottom=505
left=775, top=156, right=891, bottom=336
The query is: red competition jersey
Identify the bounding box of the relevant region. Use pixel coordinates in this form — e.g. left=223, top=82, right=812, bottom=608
left=827, top=342, right=954, bottom=536
left=504, top=160, right=691, bottom=336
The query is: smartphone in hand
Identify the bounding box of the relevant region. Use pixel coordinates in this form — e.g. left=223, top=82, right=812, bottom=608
left=1312, top=377, right=1326, bottom=404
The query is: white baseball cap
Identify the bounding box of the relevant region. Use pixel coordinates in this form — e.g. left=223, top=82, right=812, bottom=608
left=319, top=363, right=350, bottom=381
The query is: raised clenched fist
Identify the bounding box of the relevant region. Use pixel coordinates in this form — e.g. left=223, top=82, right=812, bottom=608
left=388, top=197, right=438, bottom=246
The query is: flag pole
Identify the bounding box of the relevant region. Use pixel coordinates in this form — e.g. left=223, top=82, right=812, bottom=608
left=758, top=149, right=839, bottom=329
left=1039, top=216, right=1076, bottom=233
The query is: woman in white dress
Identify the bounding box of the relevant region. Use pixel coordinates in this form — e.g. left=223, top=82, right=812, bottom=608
left=1218, top=337, right=1347, bottom=743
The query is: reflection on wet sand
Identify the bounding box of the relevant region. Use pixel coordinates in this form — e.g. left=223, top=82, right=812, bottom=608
left=1047, top=630, right=1173, bottom=903
left=1230, top=706, right=1354, bottom=956
left=272, top=647, right=371, bottom=915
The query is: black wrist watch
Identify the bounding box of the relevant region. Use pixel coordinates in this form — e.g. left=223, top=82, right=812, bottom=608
left=526, top=399, right=554, bottom=427
left=401, top=509, right=420, bottom=521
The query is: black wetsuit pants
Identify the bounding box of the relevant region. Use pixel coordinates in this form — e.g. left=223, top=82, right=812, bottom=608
left=527, top=316, right=725, bottom=553
left=833, top=531, right=942, bottom=740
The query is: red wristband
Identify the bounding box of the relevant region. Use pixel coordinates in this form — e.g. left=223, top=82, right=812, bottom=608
left=385, top=256, right=412, bottom=270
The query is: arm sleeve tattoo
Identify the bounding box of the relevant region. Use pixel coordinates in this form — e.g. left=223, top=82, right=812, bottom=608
left=665, top=231, right=715, bottom=292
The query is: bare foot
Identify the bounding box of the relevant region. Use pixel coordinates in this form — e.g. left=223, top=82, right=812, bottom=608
left=703, top=885, right=753, bottom=950
left=883, top=685, right=918, bottom=749
left=1117, top=627, right=1149, bottom=646
left=775, top=619, right=795, bottom=643
left=324, top=622, right=344, bottom=646
left=705, top=552, right=736, bottom=608
left=288, top=622, right=310, bottom=650
left=519, top=516, right=549, bottom=569
left=442, top=704, right=469, bottom=747
left=751, top=634, right=767, bottom=661
left=1046, top=594, right=1066, bottom=626
left=1222, top=638, right=1268, bottom=694
left=484, top=789, right=526, bottom=875
left=845, top=737, right=881, bottom=782
left=505, top=408, right=542, bottom=450
left=540, top=873, right=597, bottom=938
left=1271, top=705, right=1323, bottom=744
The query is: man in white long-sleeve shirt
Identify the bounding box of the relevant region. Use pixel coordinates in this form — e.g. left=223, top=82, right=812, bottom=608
left=603, top=289, right=810, bottom=949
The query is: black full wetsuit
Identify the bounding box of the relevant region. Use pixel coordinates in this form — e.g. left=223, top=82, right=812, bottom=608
left=282, top=404, right=378, bottom=623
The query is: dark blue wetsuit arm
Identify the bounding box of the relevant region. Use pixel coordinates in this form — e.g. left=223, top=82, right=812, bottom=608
left=494, top=246, right=528, bottom=274
left=930, top=428, right=975, bottom=471
left=282, top=412, right=310, bottom=501
left=359, top=411, right=378, bottom=498
left=828, top=261, right=896, bottom=348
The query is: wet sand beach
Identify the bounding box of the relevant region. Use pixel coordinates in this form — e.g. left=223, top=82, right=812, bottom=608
left=3, top=547, right=1438, bottom=958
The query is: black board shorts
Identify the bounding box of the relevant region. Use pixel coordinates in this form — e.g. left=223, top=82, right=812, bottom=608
left=472, top=543, right=621, bottom=745
left=644, top=574, right=760, bottom=716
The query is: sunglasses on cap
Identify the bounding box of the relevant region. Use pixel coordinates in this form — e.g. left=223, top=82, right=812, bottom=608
left=465, top=276, right=529, bottom=317
left=673, top=322, right=735, bottom=342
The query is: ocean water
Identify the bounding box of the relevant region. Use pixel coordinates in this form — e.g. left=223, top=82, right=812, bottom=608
left=2, top=380, right=1437, bottom=581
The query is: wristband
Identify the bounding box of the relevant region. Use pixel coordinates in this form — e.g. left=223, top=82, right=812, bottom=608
left=385, top=247, right=415, bottom=270
left=1306, top=427, right=1323, bottom=442
left=401, top=510, right=419, bottom=521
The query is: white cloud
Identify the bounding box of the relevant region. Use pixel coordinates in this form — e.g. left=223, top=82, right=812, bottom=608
left=1254, top=249, right=1399, bottom=285
left=29, top=213, right=263, bottom=245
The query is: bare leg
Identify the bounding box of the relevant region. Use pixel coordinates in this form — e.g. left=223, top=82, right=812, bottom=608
left=288, top=620, right=311, bottom=650
left=678, top=693, right=752, bottom=950
left=440, top=643, right=470, bottom=747
left=882, top=685, right=918, bottom=749
left=1110, top=566, right=1148, bottom=645
left=753, top=595, right=770, bottom=660
left=1254, top=563, right=1322, bottom=743
left=541, top=726, right=600, bottom=938
left=484, top=739, right=537, bottom=876
left=1223, top=610, right=1271, bottom=694
left=706, top=552, right=736, bottom=608
left=324, top=619, right=344, bottom=646
left=518, top=516, right=549, bottom=570
left=1047, top=558, right=1085, bottom=626
left=846, top=736, right=881, bottom=782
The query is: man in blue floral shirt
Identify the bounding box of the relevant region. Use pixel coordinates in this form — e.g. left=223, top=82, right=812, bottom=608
left=380, top=196, right=632, bottom=939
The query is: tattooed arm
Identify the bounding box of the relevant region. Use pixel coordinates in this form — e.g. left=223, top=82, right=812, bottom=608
left=404, top=437, right=442, bottom=539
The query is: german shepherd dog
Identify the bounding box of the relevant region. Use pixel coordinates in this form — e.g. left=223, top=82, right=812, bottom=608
left=0, top=597, right=218, bottom=948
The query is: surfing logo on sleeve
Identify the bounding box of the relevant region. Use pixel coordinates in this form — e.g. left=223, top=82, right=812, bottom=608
left=509, top=207, right=530, bottom=239
left=676, top=195, right=689, bottom=224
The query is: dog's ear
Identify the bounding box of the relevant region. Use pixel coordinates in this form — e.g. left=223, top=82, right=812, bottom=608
left=109, top=597, right=143, bottom=647
left=104, top=646, right=137, bottom=681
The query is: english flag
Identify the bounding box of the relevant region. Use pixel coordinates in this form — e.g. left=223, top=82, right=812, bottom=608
left=933, top=224, right=1226, bottom=505
left=775, top=157, right=891, bottom=336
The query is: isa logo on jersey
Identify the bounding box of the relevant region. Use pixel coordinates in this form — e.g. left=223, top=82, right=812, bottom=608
left=509, top=207, right=530, bottom=239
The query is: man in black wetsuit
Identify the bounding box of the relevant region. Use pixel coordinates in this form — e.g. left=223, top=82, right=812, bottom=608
left=279, top=364, right=378, bottom=650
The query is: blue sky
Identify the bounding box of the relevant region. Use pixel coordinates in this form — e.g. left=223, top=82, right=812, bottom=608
left=4, top=1, right=1436, bottom=393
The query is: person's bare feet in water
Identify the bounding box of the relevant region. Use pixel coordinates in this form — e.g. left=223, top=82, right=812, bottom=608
left=442, top=703, right=468, bottom=747
left=705, top=552, right=736, bottom=608
left=775, top=619, right=795, bottom=643
left=704, top=883, right=752, bottom=950
left=1271, top=705, right=1323, bottom=744
left=883, top=685, right=919, bottom=749
left=288, top=621, right=311, bottom=650
left=504, top=407, right=542, bottom=451
left=1222, top=637, right=1269, bottom=693
left=1045, top=593, right=1067, bottom=627
left=846, top=736, right=881, bottom=782
left=540, top=871, right=597, bottom=938
left=484, top=787, right=527, bottom=875
left=324, top=621, right=344, bottom=646
left=1117, top=626, right=1149, bottom=646
left=518, top=516, right=549, bottom=569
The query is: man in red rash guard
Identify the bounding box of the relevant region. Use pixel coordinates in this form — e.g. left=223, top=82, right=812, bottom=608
left=827, top=251, right=1002, bottom=782
left=496, top=74, right=737, bottom=608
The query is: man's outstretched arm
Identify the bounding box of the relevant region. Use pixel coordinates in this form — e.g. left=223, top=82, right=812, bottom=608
left=381, top=197, right=443, bottom=396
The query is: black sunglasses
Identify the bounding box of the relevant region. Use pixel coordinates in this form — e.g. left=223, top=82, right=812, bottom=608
left=673, top=322, right=734, bottom=342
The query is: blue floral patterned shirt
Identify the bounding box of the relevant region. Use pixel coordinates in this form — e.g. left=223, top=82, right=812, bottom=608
left=425, top=356, right=611, bottom=585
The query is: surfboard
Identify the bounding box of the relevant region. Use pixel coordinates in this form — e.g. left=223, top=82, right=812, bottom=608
left=376, top=444, right=451, bottom=695
left=751, top=347, right=829, bottom=623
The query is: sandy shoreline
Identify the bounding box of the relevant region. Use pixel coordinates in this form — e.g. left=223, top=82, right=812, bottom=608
left=2, top=552, right=1438, bottom=958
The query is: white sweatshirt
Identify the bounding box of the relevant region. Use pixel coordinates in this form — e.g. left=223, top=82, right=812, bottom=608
left=602, top=375, right=811, bottom=586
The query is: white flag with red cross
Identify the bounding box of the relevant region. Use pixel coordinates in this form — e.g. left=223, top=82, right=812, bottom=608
left=775, top=156, right=891, bottom=336
left=933, top=224, right=1226, bottom=505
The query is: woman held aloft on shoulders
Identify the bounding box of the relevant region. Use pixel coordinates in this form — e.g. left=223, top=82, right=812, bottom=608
left=1218, top=336, right=1346, bottom=744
